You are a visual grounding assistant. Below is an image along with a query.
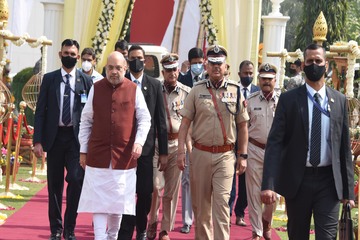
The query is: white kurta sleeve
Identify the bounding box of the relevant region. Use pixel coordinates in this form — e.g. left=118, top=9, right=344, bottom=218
left=79, top=86, right=94, bottom=153
left=135, top=87, right=151, bottom=146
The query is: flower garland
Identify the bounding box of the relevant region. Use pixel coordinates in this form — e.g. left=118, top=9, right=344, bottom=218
left=92, top=0, right=117, bottom=62
left=28, top=36, right=49, bottom=48
left=120, top=0, right=135, bottom=40
left=200, top=0, right=218, bottom=45
left=346, top=41, right=360, bottom=98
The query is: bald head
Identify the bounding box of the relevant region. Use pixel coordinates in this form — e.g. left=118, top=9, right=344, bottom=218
left=106, top=51, right=128, bottom=85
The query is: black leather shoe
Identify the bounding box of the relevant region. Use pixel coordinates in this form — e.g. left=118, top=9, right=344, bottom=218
left=49, top=233, right=61, bottom=240
left=64, top=231, right=76, bottom=240
left=136, top=231, right=146, bottom=240
left=180, top=224, right=191, bottom=234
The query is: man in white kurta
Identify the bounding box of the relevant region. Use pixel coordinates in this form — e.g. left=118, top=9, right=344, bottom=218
left=77, top=51, right=151, bottom=240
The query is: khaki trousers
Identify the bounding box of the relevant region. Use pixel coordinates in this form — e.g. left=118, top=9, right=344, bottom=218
left=190, top=148, right=235, bottom=240
left=245, top=143, right=276, bottom=236
left=148, top=139, right=182, bottom=231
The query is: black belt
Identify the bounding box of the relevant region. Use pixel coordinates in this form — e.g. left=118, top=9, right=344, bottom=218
left=304, top=166, right=332, bottom=175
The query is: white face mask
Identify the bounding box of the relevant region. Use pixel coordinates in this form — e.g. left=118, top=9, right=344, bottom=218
left=82, top=61, right=92, bottom=72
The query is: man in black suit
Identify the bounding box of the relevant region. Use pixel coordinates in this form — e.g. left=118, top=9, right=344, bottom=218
left=179, top=47, right=205, bottom=88
left=118, top=45, right=168, bottom=240
left=261, top=43, right=355, bottom=239
left=33, top=39, right=93, bottom=240
left=229, top=60, right=260, bottom=227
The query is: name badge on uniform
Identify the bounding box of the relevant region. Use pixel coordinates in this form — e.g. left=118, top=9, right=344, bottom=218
left=81, top=93, right=87, bottom=103
left=199, top=94, right=211, bottom=99
left=172, top=100, right=184, bottom=111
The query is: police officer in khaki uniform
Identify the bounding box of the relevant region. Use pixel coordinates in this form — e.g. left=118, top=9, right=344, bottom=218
left=177, top=45, right=249, bottom=240
left=245, top=63, right=279, bottom=240
left=147, top=54, right=191, bottom=240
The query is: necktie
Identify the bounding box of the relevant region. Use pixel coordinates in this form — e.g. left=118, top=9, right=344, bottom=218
left=310, top=93, right=321, bottom=167
left=134, top=79, right=140, bottom=85
left=243, top=88, right=248, bottom=99
left=62, top=74, right=71, bottom=126
left=194, top=76, right=199, bottom=82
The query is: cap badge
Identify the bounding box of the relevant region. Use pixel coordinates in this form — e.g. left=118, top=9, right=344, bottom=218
left=264, top=63, right=270, bottom=71
left=214, top=45, right=220, bottom=53
left=169, top=56, right=175, bottom=62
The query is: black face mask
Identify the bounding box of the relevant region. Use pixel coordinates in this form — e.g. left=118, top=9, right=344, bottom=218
left=61, top=56, right=77, bottom=69
left=303, top=63, right=326, bottom=82
left=240, top=76, right=253, bottom=87
left=289, top=68, right=297, bottom=75
left=129, top=59, right=144, bottom=73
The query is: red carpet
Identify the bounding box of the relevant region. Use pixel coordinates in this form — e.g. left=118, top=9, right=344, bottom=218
left=0, top=185, right=281, bottom=240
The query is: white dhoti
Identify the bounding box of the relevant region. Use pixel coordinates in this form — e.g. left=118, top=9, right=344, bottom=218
left=78, top=166, right=136, bottom=215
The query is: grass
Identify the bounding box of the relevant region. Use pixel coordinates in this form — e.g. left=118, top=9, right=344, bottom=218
left=272, top=203, right=359, bottom=239
left=1, top=163, right=358, bottom=240
left=0, top=162, right=47, bottom=220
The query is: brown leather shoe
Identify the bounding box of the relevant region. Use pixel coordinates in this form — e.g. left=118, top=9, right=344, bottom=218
left=235, top=216, right=247, bottom=226
left=262, top=218, right=272, bottom=240
left=146, top=222, right=157, bottom=240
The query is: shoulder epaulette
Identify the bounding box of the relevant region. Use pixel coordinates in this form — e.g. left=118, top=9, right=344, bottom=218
left=226, top=80, right=240, bottom=87
left=177, top=82, right=191, bottom=93
left=248, top=91, right=260, bottom=99
left=194, top=79, right=208, bottom=86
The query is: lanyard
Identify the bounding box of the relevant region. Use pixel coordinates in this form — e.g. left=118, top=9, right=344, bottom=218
left=307, top=91, right=330, bottom=118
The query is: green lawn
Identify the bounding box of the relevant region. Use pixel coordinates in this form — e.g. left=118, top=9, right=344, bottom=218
left=0, top=162, right=47, bottom=221
left=1, top=163, right=358, bottom=240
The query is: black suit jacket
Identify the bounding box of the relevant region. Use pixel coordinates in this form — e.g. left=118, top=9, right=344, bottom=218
left=178, top=71, right=194, bottom=88
left=33, top=69, right=93, bottom=151
left=126, top=73, right=168, bottom=156
left=262, top=84, right=354, bottom=200
left=249, top=84, right=260, bottom=94
left=178, top=70, right=207, bottom=88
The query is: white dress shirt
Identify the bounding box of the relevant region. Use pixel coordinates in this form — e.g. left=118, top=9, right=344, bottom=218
left=306, top=83, right=331, bottom=167
left=59, top=68, right=76, bottom=126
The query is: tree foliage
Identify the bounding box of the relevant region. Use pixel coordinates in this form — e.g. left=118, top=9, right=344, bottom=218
left=294, top=0, right=348, bottom=50
left=346, top=0, right=360, bottom=43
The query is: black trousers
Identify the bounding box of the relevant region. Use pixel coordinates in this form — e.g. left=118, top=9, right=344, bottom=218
left=118, top=154, right=154, bottom=239
left=286, top=166, right=339, bottom=240
left=47, top=127, right=83, bottom=235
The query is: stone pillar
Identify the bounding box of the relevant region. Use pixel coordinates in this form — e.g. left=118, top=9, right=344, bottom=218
left=41, top=0, right=64, bottom=72
left=261, top=0, right=289, bottom=87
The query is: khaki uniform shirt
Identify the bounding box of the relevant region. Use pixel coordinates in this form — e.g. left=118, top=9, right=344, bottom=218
left=247, top=91, right=280, bottom=144
left=162, top=82, right=191, bottom=133
left=180, top=79, right=249, bottom=146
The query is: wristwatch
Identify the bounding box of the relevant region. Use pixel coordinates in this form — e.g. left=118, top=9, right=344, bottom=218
left=238, top=153, right=248, bottom=159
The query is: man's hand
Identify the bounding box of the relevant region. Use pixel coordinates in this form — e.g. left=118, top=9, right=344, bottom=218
left=177, top=151, right=186, bottom=171
left=180, top=60, right=190, bottom=74
left=341, top=199, right=356, bottom=208
left=158, top=155, right=168, bottom=172
left=236, top=157, right=247, bottom=175
left=34, top=143, right=43, bottom=158
left=80, top=153, right=87, bottom=169
left=131, top=143, right=143, bottom=160
left=261, top=190, right=277, bottom=205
